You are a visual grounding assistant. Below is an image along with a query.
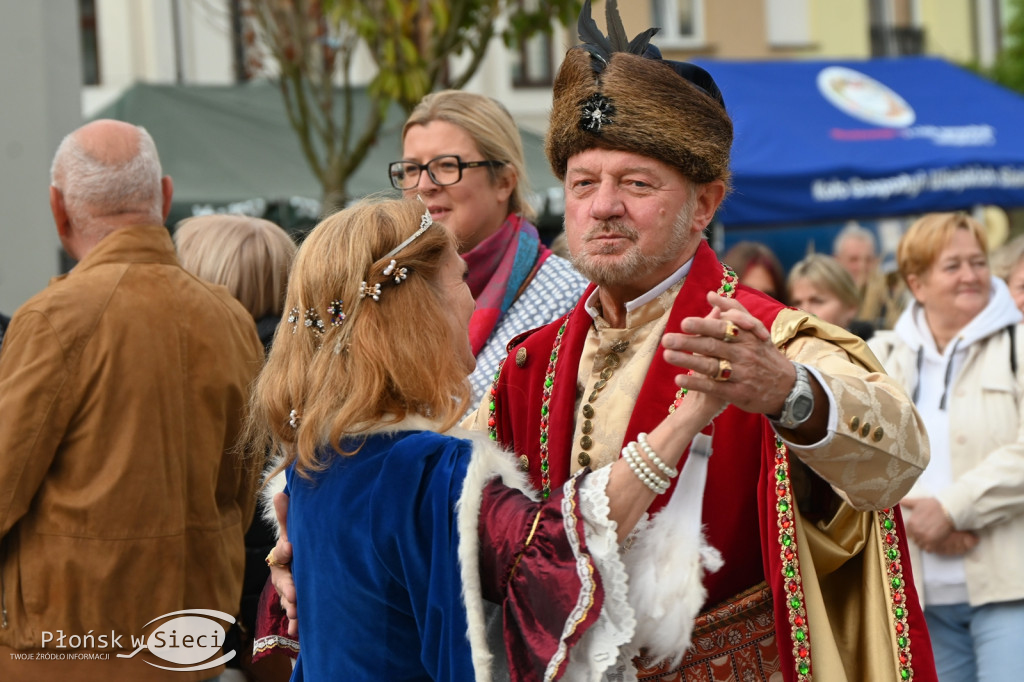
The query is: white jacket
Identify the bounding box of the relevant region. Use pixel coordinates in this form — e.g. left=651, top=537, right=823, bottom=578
left=869, top=277, right=1024, bottom=607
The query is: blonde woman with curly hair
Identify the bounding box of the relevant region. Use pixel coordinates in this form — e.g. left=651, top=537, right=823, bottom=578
left=248, top=197, right=726, bottom=681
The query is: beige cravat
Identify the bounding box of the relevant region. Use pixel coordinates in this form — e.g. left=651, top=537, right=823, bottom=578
left=570, top=281, right=685, bottom=474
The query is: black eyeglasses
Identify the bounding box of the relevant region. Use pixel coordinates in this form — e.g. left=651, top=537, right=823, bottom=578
left=388, top=155, right=505, bottom=190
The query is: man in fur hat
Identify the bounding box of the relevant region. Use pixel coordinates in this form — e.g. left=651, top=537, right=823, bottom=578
left=263, top=3, right=938, bottom=679
left=472, top=2, right=938, bottom=680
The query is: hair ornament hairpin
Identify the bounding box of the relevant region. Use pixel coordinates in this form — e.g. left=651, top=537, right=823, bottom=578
left=327, top=299, right=346, bottom=326
left=360, top=281, right=382, bottom=301
left=304, top=307, right=325, bottom=335
left=288, top=409, right=301, bottom=429
left=287, top=307, right=300, bottom=334
left=383, top=259, right=408, bottom=284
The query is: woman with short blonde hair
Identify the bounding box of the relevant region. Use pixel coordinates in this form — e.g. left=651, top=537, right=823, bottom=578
left=787, top=253, right=870, bottom=338
left=896, top=212, right=988, bottom=283
left=991, top=233, right=1024, bottom=313
left=174, top=214, right=296, bottom=322
left=869, top=212, right=1024, bottom=681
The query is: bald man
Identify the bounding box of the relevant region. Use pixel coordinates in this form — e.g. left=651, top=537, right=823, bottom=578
left=0, top=120, right=264, bottom=681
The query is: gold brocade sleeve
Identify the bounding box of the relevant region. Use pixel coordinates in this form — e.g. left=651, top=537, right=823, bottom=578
left=773, top=309, right=928, bottom=680
left=772, top=308, right=930, bottom=510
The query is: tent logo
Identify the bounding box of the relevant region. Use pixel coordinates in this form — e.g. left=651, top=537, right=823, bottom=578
left=817, top=66, right=916, bottom=128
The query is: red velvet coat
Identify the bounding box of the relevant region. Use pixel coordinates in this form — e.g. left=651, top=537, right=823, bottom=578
left=487, top=240, right=937, bottom=682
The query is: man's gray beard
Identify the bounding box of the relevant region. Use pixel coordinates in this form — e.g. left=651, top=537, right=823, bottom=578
left=569, top=203, right=695, bottom=289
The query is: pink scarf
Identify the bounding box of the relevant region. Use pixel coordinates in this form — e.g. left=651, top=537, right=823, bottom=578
left=462, top=214, right=550, bottom=355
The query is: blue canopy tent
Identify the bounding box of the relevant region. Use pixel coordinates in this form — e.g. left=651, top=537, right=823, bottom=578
left=691, top=57, right=1024, bottom=267
left=693, top=56, right=1024, bottom=226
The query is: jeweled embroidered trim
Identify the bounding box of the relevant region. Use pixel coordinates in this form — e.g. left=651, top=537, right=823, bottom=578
left=486, top=358, right=506, bottom=444
left=880, top=506, right=915, bottom=680
left=534, top=320, right=569, bottom=499
left=669, top=264, right=739, bottom=413
left=774, top=435, right=812, bottom=681
left=486, top=317, right=570, bottom=500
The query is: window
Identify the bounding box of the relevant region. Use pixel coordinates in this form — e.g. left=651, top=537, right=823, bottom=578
left=651, top=0, right=704, bottom=48
left=511, top=0, right=555, bottom=88
left=79, top=0, right=100, bottom=85
left=230, top=0, right=250, bottom=83
left=512, top=31, right=554, bottom=87
left=869, top=0, right=924, bottom=56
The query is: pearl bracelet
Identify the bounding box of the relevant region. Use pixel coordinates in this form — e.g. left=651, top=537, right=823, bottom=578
left=626, top=443, right=665, bottom=488
left=622, top=442, right=669, bottom=494
left=637, top=432, right=678, bottom=478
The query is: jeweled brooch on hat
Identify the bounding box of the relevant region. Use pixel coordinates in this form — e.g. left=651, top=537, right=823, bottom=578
left=580, top=93, right=615, bottom=133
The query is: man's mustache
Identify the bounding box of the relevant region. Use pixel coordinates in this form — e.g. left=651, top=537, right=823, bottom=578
left=583, top=222, right=639, bottom=242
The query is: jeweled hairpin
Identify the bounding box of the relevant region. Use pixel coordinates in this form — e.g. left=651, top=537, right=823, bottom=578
left=288, top=409, right=300, bottom=429
left=382, top=259, right=408, bottom=284
left=287, top=307, right=300, bottom=334
left=380, top=206, right=433, bottom=261
left=327, top=300, right=346, bottom=326
left=304, top=307, right=325, bottom=335
left=360, top=281, right=381, bottom=301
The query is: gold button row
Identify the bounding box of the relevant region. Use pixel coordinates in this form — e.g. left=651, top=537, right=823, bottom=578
left=849, top=416, right=883, bottom=442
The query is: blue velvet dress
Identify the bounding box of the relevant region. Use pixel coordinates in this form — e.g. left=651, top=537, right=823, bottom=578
left=287, top=431, right=478, bottom=680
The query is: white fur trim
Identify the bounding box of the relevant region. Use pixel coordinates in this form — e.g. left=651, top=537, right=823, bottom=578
left=453, top=427, right=539, bottom=680
left=261, top=459, right=288, bottom=538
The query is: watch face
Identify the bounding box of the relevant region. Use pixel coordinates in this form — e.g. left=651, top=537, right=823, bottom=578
left=792, top=394, right=814, bottom=422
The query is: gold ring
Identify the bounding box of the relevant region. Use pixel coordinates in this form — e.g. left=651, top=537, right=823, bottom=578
left=723, top=320, right=738, bottom=342
left=265, top=549, right=288, bottom=569
left=714, top=358, right=733, bottom=382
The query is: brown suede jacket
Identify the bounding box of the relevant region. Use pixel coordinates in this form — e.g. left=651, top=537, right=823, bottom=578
left=0, top=225, right=264, bottom=681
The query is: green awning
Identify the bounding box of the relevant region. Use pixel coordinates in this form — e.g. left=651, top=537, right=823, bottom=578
left=92, top=82, right=561, bottom=233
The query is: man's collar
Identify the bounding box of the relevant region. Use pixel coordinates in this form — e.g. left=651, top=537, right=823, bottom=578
left=584, top=258, right=693, bottom=320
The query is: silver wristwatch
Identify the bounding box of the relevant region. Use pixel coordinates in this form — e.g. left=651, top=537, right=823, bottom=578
left=768, top=362, right=814, bottom=429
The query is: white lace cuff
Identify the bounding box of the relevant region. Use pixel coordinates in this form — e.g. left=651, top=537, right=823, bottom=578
left=564, top=464, right=638, bottom=681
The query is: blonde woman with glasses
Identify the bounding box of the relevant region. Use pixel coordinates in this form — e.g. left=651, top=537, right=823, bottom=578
left=389, top=90, right=587, bottom=405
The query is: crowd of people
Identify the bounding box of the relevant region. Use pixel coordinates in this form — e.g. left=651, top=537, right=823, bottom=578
left=0, top=2, right=1022, bottom=682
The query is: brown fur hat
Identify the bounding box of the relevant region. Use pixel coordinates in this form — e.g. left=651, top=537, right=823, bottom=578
left=546, top=47, right=733, bottom=187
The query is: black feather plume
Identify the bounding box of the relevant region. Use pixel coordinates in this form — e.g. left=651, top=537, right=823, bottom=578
left=577, top=0, right=662, bottom=74
left=605, top=0, right=629, bottom=51
left=627, top=28, right=660, bottom=56
left=577, top=0, right=613, bottom=70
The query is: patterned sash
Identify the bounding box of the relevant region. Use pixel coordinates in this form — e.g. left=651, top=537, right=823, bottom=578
left=634, top=583, right=779, bottom=682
